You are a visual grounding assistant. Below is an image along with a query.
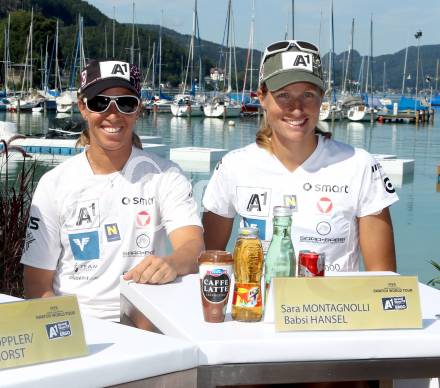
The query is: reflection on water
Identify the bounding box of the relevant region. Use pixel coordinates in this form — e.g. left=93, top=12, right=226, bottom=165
left=2, top=110, right=440, bottom=283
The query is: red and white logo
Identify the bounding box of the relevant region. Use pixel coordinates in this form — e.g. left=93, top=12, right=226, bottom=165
left=317, top=197, right=333, bottom=213
left=136, top=211, right=151, bottom=227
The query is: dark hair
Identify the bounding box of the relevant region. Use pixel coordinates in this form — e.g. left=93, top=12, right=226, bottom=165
left=255, top=82, right=330, bottom=152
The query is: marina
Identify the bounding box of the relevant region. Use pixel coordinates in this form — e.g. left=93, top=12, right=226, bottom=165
left=1, top=109, right=439, bottom=285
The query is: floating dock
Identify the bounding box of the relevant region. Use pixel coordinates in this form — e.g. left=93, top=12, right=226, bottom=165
left=170, top=147, right=227, bottom=172
left=377, top=109, right=434, bottom=124
left=5, top=136, right=169, bottom=157
left=373, top=154, right=415, bottom=181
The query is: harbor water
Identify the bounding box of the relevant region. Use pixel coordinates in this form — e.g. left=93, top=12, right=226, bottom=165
left=1, top=110, right=439, bottom=285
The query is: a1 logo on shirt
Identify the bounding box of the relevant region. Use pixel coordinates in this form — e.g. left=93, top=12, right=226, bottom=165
left=237, top=187, right=271, bottom=217
left=66, top=199, right=100, bottom=231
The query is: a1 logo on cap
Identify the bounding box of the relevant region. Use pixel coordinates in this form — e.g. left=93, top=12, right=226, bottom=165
left=100, top=61, right=130, bottom=81
left=281, top=52, right=313, bottom=72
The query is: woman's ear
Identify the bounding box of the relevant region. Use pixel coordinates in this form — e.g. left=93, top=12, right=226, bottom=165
left=77, top=98, right=88, bottom=119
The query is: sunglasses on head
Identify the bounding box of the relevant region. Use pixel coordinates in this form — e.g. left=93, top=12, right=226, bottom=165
left=261, top=40, right=320, bottom=65
left=84, top=94, right=140, bottom=114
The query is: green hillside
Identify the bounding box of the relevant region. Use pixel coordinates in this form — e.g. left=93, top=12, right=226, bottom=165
left=0, top=0, right=439, bottom=93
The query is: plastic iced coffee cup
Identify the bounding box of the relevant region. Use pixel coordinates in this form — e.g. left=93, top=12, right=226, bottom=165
left=198, top=250, right=234, bottom=323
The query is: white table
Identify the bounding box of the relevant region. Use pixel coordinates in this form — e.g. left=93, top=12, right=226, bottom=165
left=120, top=272, right=440, bottom=387
left=0, top=294, right=198, bottom=388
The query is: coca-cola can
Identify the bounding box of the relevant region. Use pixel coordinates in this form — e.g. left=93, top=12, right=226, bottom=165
left=298, top=251, right=325, bottom=277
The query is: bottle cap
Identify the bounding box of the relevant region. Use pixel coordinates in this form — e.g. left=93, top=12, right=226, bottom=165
left=238, top=226, right=259, bottom=237
left=273, top=206, right=292, bottom=217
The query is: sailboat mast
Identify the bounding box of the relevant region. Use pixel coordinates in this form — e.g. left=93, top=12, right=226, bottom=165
left=158, top=11, right=163, bottom=91
left=226, top=0, right=232, bottom=93
left=30, top=8, right=33, bottom=91
left=112, top=6, right=115, bottom=58
left=131, top=2, right=135, bottom=64
left=55, top=19, right=61, bottom=90
left=291, top=0, right=294, bottom=39
left=401, top=44, right=408, bottom=95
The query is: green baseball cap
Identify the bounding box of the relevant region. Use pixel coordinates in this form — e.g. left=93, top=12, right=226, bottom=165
left=259, top=40, right=325, bottom=92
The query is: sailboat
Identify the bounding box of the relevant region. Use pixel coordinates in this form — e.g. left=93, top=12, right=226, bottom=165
left=56, top=15, right=85, bottom=113
left=8, top=9, right=44, bottom=112
left=319, top=1, right=342, bottom=121
left=240, top=0, right=260, bottom=116
left=347, top=15, right=376, bottom=122
left=203, top=0, right=241, bottom=118
left=171, top=0, right=204, bottom=117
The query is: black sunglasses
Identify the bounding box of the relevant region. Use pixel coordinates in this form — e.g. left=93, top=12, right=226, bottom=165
left=84, top=95, right=140, bottom=115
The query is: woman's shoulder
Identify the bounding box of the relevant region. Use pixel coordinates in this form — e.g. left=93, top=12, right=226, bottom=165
left=323, top=136, right=374, bottom=162
left=128, top=147, right=183, bottom=175
left=221, top=142, right=265, bottom=164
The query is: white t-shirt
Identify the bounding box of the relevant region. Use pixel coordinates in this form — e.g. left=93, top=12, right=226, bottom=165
left=21, top=146, right=202, bottom=320
left=203, top=135, right=399, bottom=272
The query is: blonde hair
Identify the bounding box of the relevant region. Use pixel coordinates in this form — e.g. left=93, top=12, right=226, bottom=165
left=255, top=82, right=330, bottom=153
left=76, top=93, right=143, bottom=150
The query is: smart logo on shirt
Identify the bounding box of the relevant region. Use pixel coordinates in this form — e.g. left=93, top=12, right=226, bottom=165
left=242, top=217, right=266, bottom=240
left=68, top=231, right=100, bottom=260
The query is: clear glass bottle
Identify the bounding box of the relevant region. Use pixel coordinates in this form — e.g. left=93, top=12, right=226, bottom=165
left=264, top=206, right=296, bottom=297
left=231, top=227, right=264, bottom=322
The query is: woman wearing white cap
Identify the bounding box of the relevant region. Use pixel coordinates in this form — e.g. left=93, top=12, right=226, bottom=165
left=203, top=40, right=398, bottom=274
left=21, top=60, right=204, bottom=321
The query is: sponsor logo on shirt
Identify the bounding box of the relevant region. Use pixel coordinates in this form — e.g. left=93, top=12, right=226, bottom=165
left=371, top=163, right=382, bottom=174
left=283, top=195, right=298, bottom=211
left=316, top=221, right=331, bottom=236
left=68, top=231, right=100, bottom=260
left=303, top=182, right=349, bottom=194
left=237, top=187, right=271, bottom=217
left=105, top=223, right=121, bottom=242
left=136, top=210, right=151, bottom=228
left=383, top=177, right=396, bottom=194
left=242, top=217, right=266, bottom=240
left=121, top=196, right=155, bottom=206
left=136, top=233, right=150, bottom=248
left=317, top=197, right=333, bottom=213
left=46, top=321, right=72, bottom=340
left=24, top=231, right=36, bottom=252
left=67, top=199, right=100, bottom=230
left=74, top=263, right=98, bottom=274
left=28, top=216, right=40, bottom=230
left=299, top=235, right=346, bottom=244
left=122, top=249, right=155, bottom=258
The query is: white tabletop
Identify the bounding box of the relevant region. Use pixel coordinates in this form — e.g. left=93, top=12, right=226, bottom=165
left=0, top=294, right=198, bottom=388
left=120, top=272, right=440, bottom=366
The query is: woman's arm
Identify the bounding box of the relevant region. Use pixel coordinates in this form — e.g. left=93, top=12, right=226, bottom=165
left=23, top=265, right=56, bottom=298
left=202, top=211, right=234, bottom=250
left=358, top=207, right=397, bottom=271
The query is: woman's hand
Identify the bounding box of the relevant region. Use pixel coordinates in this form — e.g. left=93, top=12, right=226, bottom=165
left=123, top=255, right=178, bottom=284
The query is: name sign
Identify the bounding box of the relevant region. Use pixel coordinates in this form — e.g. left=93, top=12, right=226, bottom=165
left=0, top=295, right=88, bottom=369
left=274, top=276, right=422, bottom=332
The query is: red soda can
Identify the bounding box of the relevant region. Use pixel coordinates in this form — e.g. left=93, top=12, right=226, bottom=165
left=298, top=251, right=325, bottom=277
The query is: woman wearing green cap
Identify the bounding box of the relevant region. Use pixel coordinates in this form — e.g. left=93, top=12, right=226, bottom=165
left=21, top=60, right=204, bottom=321
left=203, top=39, right=398, bottom=275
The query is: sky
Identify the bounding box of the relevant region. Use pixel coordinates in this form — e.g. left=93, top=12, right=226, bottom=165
left=86, top=0, right=440, bottom=57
